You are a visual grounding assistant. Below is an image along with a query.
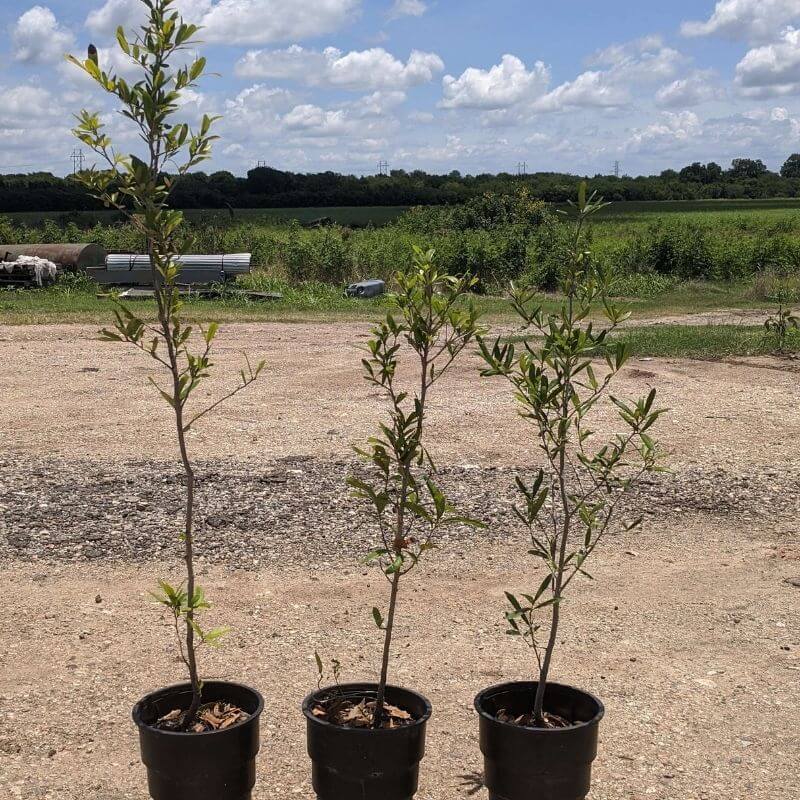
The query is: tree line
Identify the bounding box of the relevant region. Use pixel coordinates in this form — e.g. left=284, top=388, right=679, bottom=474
left=3, top=156, right=800, bottom=212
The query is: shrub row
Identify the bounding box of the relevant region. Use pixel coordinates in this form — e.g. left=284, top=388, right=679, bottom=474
left=2, top=202, right=800, bottom=291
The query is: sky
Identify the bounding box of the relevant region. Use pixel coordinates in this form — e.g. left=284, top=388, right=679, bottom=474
left=2, top=0, right=800, bottom=178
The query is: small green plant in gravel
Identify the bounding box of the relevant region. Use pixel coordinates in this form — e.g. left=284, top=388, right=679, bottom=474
left=68, top=0, right=264, bottom=729
left=765, top=292, right=799, bottom=353
left=478, top=184, right=666, bottom=726
left=349, top=246, right=484, bottom=727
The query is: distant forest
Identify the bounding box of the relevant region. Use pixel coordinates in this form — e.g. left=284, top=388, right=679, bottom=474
left=4, top=155, right=800, bottom=212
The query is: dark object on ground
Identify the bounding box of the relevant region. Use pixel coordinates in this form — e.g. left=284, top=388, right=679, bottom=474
left=303, top=682, right=431, bottom=800
left=345, top=279, right=386, bottom=298
left=302, top=217, right=335, bottom=228
left=133, top=680, right=263, bottom=800
left=474, top=681, right=604, bottom=800
left=784, top=576, right=800, bottom=588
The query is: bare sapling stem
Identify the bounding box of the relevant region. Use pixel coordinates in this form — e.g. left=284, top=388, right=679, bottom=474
left=374, top=570, right=401, bottom=725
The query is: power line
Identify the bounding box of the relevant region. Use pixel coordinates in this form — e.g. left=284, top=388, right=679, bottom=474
left=70, top=149, right=85, bottom=175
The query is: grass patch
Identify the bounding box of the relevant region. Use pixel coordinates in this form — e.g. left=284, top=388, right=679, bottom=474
left=617, top=324, right=798, bottom=359
left=0, top=275, right=775, bottom=326
left=507, top=323, right=799, bottom=359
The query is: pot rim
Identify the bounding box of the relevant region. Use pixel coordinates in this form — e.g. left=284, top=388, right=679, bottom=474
left=474, top=680, right=604, bottom=733
left=302, top=681, right=432, bottom=732
left=132, top=680, right=264, bottom=738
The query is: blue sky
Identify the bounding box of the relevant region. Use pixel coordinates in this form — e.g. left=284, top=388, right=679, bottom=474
left=2, top=0, right=800, bottom=177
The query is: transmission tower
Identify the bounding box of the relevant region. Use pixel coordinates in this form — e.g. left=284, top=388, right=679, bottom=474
left=256, top=160, right=268, bottom=168
left=517, top=161, right=528, bottom=176
left=377, top=160, right=389, bottom=176
left=613, top=160, right=621, bottom=178
left=70, top=149, right=85, bottom=175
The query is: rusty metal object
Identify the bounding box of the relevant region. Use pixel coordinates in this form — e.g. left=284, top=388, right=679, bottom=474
left=0, top=243, right=107, bottom=271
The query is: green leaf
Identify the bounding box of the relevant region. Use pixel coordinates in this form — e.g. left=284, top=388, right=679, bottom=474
left=372, top=607, right=384, bottom=629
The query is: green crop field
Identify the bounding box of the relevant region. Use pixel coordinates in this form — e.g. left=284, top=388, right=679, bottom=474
left=8, top=198, right=800, bottom=229
left=2, top=206, right=410, bottom=228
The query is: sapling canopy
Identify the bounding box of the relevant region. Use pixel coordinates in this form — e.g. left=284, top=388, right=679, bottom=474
left=68, top=0, right=264, bottom=729
left=349, top=246, right=484, bottom=727
left=478, top=184, right=666, bottom=726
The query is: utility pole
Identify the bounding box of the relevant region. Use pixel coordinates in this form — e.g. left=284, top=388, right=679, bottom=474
left=377, top=160, right=389, bottom=176
left=613, top=160, right=621, bottom=178
left=256, top=160, right=267, bottom=168
left=517, top=161, right=527, bottom=176
left=70, top=149, right=85, bottom=175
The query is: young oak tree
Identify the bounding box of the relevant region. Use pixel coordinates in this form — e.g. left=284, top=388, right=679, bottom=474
left=68, top=0, right=264, bottom=728
left=478, top=185, right=665, bottom=726
left=349, top=246, right=484, bottom=727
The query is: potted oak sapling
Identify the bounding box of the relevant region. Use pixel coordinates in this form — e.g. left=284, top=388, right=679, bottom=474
left=303, top=247, right=484, bottom=800
left=475, top=184, right=665, bottom=800
left=68, top=3, right=265, bottom=799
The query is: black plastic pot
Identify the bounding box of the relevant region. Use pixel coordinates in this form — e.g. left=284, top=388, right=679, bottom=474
left=302, top=682, right=432, bottom=800
left=475, top=681, right=604, bottom=800
left=132, top=680, right=264, bottom=800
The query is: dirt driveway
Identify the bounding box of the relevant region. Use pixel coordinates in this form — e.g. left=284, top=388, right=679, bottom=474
left=1, top=321, right=799, bottom=471
left=0, top=321, right=798, bottom=800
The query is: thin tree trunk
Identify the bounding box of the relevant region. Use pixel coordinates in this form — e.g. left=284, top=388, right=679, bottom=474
left=533, top=595, right=560, bottom=721
left=534, top=291, right=575, bottom=725
left=373, top=570, right=401, bottom=727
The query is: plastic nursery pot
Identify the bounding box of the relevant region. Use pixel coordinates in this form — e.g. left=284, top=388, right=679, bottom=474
left=302, top=682, right=432, bottom=800
left=132, top=680, right=264, bottom=800
left=474, top=681, right=604, bottom=800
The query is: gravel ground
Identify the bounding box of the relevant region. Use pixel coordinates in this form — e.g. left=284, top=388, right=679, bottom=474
left=1, top=321, right=799, bottom=800
left=1, top=456, right=799, bottom=567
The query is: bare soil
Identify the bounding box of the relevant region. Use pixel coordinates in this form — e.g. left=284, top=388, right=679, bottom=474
left=0, top=321, right=799, bottom=800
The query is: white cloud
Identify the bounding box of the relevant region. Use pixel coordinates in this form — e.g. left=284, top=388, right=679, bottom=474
left=735, top=27, right=800, bottom=97
left=0, top=85, right=62, bottom=125
left=440, top=55, right=550, bottom=109
left=625, top=110, right=701, bottom=154
left=352, top=90, right=407, bottom=116
left=236, top=46, right=443, bottom=91
left=388, top=0, right=427, bottom=19
left=282, top=104, right=350, bottom=135
left=535, top=71, right=630, bottom=112
left=656, top=71, right=723, bottom=107
left=86, top=0, right=213, bottom=36
left=681, top=0, right=800, bottom=43
left=535, top=36, right=684, bottom=114
left=439, top=38, right=685, bottom=118
left=586, top=35, right=685, bottom=85
left=202, top=0, right=360, bottom=45
left=224, top=84, right=296, bottom=128
left=12, top=6, right=75, bottom=64
left=87, top=0, right=359, bottom=45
